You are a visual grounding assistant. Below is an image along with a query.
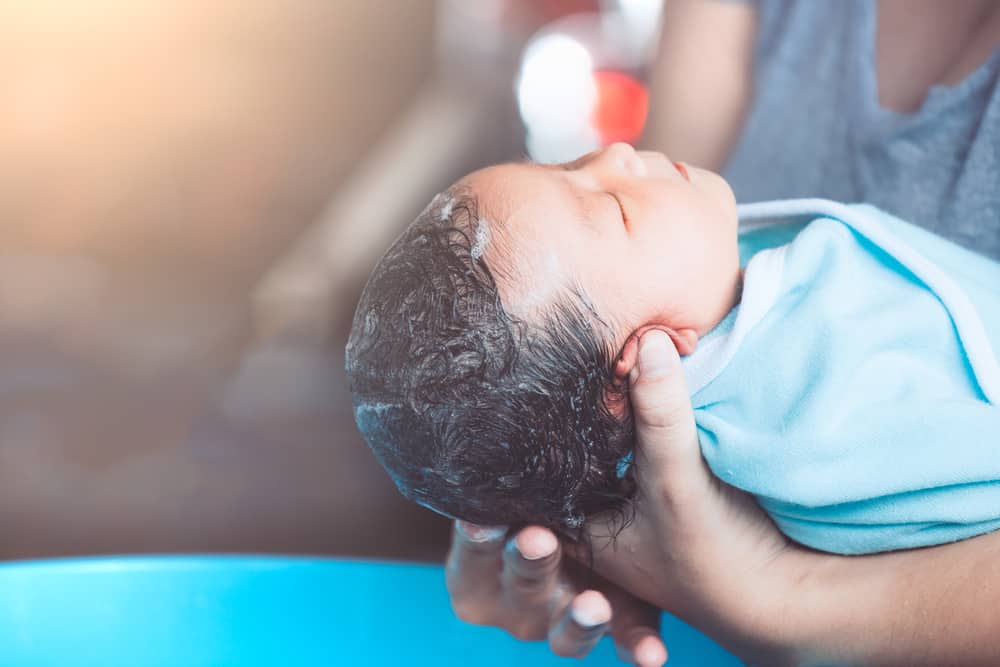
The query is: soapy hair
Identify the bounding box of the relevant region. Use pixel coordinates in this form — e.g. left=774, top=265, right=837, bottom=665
left=345, top=189, right=636, bottom=541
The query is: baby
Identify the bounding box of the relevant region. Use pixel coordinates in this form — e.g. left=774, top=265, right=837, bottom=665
left=346, top=143, right=1000, bottom=555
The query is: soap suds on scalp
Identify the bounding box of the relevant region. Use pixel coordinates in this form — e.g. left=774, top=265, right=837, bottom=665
left=437, top=196, right=455, bottom=221
left=470, top=217, right=491, bottom=261
left=418, top=192, right=446, bottom=219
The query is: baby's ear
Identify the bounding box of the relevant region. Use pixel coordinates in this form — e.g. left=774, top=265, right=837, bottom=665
left=613, top=326, right=698, bottom=382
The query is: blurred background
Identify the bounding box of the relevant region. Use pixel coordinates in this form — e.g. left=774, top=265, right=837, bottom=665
left=0, top=0, right=663, bottom=561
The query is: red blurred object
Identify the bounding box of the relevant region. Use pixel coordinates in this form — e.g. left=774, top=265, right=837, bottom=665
left=591, top=70, right=649, bottom=144
left=537, top=0, right=601, bottom=21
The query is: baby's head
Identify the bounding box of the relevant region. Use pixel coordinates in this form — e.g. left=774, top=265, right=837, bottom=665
left=346, top=143, right=740, bottom=539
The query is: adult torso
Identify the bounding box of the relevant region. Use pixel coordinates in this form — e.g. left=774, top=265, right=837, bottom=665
left=723, top=0, right=1000, bottom=259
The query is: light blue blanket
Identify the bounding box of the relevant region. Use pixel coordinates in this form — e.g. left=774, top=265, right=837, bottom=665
left=683, top=199, right=1000, bottom=555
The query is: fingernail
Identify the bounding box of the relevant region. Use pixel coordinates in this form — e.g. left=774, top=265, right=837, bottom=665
left=514, top=530, right=558, bottom=560
left=570, top=592, right=612, bottom=628
left=633, top=635, right=667, bottom=667
left=456, top=521, right=507, bottom=543
left=638, top=331, right=672, bottom=378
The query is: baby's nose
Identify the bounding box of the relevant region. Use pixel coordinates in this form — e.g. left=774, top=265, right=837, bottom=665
left=595, top=142, right=646, bottom=176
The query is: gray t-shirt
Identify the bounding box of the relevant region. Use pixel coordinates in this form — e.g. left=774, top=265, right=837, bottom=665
left=723, top=0, right=1000, bottom=259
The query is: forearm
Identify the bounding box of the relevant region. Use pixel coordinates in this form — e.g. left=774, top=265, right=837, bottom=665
left=774, top=530, right=1000, bottom=666
left=641, top=0, right=756, bottom=170
left=577, top=334, right=1000, bottom=666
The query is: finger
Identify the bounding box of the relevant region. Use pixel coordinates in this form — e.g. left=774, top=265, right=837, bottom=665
left=628, top=330, right=714, bottom=504
left=577, top=331, right=708, bottom=582
left=616, top=627, right=668, bottom=667
left=445, top=521, right=508, bottom=621
left=500, top=526, right=562, bottom=606
left=574, top=322, right=684, bottom=570
left=494, top=526, right=568, bottom=640
left=628, top=330, right=699, bottom=469
left=548, top=590, right=612, bottom=658
left=607, top=595, right=667, bottom=667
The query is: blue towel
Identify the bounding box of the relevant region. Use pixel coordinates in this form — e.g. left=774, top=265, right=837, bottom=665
left=683, top=199, right=1000, bottom=555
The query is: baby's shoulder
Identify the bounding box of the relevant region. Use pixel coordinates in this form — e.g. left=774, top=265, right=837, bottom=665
left=796, top=215, right=856, bottom=243
left=790, top=203, right=917, bottom=263
left=783, top=215, right=865, bottom=268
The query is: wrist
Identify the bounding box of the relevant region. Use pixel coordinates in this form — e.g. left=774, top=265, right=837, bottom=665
left=745, top=550, right=891, bottom=667
left=663, top=555, right=804, bottom=666
left=700, top=532, right=1000, bottom=667
left=693, top=549, right=873, bottom=667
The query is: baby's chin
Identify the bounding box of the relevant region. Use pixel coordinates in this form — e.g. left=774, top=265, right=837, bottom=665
left=690, top=165, right=738, bottom=216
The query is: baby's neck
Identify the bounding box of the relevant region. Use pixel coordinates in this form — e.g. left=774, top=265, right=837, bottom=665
left=691, top=267, right=745, bottom=340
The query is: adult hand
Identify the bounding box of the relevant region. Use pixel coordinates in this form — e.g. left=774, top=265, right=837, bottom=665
left=576, top=329, right=801, bottom=663
left=587, top=330, right=1000, bottom=667
left=442, top=327, right=732, bottom=667
left=447, top=330, right=1000, bottom=666
left=445, top=520, right=667, bottom=667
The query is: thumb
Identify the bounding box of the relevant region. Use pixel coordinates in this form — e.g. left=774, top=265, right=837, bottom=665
left=628, top=330, right=702, bottom=484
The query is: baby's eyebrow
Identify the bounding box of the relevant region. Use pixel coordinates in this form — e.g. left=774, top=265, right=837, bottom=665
left=515, top=160, right=588, bottom=218
left=515, top=156, right=558, bottom=169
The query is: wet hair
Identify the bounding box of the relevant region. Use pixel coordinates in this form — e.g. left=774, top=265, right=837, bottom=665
left=345, top=188, right=636, bottom=541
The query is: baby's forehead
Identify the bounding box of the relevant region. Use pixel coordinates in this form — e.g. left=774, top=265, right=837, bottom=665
left=456, top=164, right=523, bottom=222
left=457, top=164, right=582, bottom=317
left=459, top=163, right=550, bottom=225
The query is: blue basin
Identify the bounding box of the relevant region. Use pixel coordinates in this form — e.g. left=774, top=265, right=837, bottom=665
left=0, top=556, right=742, bottom=666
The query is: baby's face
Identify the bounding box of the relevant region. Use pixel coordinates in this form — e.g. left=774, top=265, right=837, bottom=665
left=462, top=143, right=741, bottom=352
